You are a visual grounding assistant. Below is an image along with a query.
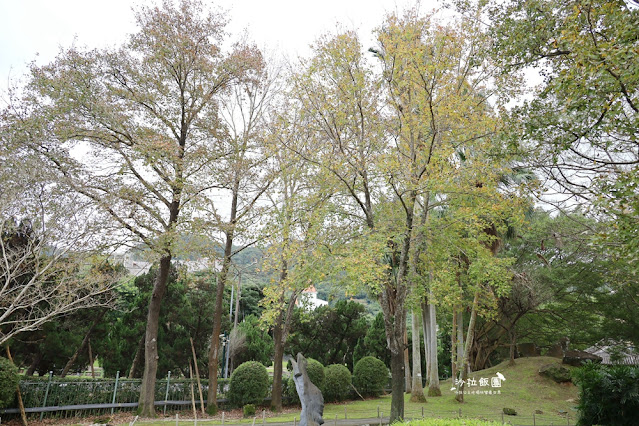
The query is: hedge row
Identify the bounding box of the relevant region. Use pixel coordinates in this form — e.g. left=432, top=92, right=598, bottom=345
left=6, top=377, right=230, bottom=409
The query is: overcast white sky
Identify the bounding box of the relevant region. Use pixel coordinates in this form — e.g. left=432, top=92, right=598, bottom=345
left=0, top=0, right=442, bottom=91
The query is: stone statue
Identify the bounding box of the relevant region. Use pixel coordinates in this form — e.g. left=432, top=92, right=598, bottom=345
left=291, top=353, right=324, bottom=426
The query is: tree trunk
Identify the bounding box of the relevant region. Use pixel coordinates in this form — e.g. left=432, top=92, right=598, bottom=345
left=421, top=303, right=430, bottom=386
left=271, top=264, right=299, bottom=412
left=457, top=310, right=465, bottom=376
left=410, top=310, right=425, bottom=402
left=88, top=340, right=95, bottom=378
left=61, top=310, right=106, bottom=378
left=26, top=352, right=41, bottom=376
left=206, top=255, right=231, bottom=414
left=403, top=321, right=411, bottom=393
left=456, top=291, right=479, bottom=403
left=509, top=327, right=517, bottom=366
left=390, top=346, right=405, bottom=421
left=207, top=187, right=239, bottom=414
left=380, top=288, right=408, bottom=423
left=6, top=347, right=27, bottom=426
left=138, top=254, right=172, bottom=417
left=129, top=333, right=145, bottom=379
left=271, top=318, right=285, bottom=411
left=427, top=300, right=441, bottom=396
left=451, top=307, right=457, bottom=381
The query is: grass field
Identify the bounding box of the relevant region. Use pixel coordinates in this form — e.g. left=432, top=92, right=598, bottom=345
left=127, top=357, right=578, bottom=425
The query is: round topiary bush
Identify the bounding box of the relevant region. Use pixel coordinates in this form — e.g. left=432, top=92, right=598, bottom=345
left=284, top=375, right=300, bottom=405
left=228, top=361, right=269, bottom=407
left=323, top=364, right=352, bottom=402
left=353, top=356, right=388, bottom=397
left=0, top=357, right=18, bottom=408
left=283, top=358, right=325, bottom=405
left=306, top=358, right=325, bottom=390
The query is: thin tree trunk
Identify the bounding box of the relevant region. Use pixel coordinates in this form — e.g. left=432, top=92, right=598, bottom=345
left=138, top=254, right=172, bottom=417
left=427, top=299, right=441, bottom=396
left=6, top=346, right=27, bottom=426
left=88, top=340, right=95, bottom=378
left=61, top=310, right=106, bottom=378
left=509, top=328, right=516, bottom=366
left=404, top=321, right=411, bottom=393
left=269, top=255, right=298, bottom=412
left=410, top=310, right=425, bottom=402
left=207, top=187, right=239, bottom=414
left=26, top=352, right=41, bottom=376
left=206, top=255, right=231, bottom=414
left=129, top=333, right=145, bottom=379
left=421, top=303, right=430, bottom=386
left=451, top=307, right=457, bottom=381
left=272, top=319, right=285, bottom=412
left=457, top=310, right=465, bottom=375
left=190, top=338, right=205, bottom=414
left=456, top=291, right=479, bottom=403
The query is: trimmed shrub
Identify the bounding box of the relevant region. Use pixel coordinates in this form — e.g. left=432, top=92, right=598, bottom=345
left=306, top=358, right=325, bottom=390
left=353, top=356, right=388, bottom=397
left=228, top=361, right=269, bottom=407
left=243, top=404, right=256, bottom=417
left=284, top=375, right=300, bottom=405
left=502, top=407, right=517, bottom=416
left=283, top=358, right=325, bottom=406
left=323, top=364, right=352, bottom=402
left=573, top=362, right=639, bottom=426
left=0, top=357, right=18, bottom=408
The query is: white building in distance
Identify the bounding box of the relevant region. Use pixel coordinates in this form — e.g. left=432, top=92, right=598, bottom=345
left=297, top=285, right=328, bottom=310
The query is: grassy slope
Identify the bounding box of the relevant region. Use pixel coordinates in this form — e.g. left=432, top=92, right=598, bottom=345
left=135, top=357, right=579, bottom=425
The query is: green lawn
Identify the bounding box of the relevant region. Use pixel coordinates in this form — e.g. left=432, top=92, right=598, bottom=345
left=133, top=357, right=579, bottom=426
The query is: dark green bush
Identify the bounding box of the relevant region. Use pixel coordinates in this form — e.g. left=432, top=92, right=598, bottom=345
left=0, top=357, right=18, bottom=408
left=306, top=358, right=325, bottom=390
left=228, top=361, right=269, bottom=407
left=323, top=364, right=352, bottom=402
left=502, top=407, right=517, bottom=416
left=243, top=404, right=256, bottom=417
left=284, top=375, right=300, bottom=405
left=573, top=362, right=639, bottom=426
left=283, top=358, right=324, bottom=406
left=353, top=356, right=388, bottom=397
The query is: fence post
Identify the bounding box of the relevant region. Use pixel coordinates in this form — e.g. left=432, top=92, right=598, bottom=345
left=164, top=371, right=171, bottom=416
left=533, top=413, right=536, bottom=426
left=379, top=412, right=382, bottom=426
left=40, top=371, right=53, bottom=421
left=501, top=412, right=504, bottom=424
left=111, top=370, right=120, bottom=415
left=344, top=407, right=347, bottom=419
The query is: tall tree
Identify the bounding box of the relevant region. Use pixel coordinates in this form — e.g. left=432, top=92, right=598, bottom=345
left=201, top=48, right=272, bottom=414
left=486, top=0, right=639, bottom=267
left=259, top=100, right=335, bottom=411
left=5, top=0, right=260, bottom=416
